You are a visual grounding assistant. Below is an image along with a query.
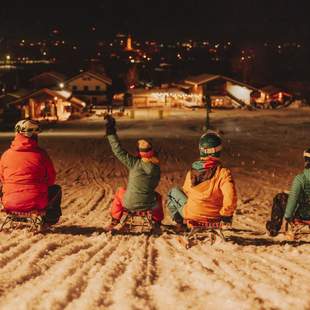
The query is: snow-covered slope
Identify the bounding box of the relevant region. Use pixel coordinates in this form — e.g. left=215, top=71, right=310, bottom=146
left=1, top=109, right=310, bottom=310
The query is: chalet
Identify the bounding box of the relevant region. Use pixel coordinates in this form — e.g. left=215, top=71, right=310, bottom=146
left=9, top=88, right=86, bottom=121
left=175, top=74, right=262, bottom=108
left=29, top=71, right=66, bottom=89
left=258, top=85, right=293, bottom=106
left=175, top=74, right=294, bottom=108
left=64, top=71, right=112, bottom=106
left=128, top=88, right=198, bottom=108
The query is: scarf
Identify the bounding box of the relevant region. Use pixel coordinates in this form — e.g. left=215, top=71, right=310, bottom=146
left=138, top=150, right=160, bottom=165
left=191, top=157, right=220, bottom=186
left=192, top=156, right=220, bottom=172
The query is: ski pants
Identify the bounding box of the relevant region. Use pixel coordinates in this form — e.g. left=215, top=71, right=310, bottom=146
left=111, top=187, right=164, bottom=222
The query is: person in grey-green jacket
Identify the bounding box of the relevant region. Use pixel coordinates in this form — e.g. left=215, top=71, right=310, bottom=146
left=266, top=148, right=310, bottom=236
left=105, top=115, right=163, bottom=227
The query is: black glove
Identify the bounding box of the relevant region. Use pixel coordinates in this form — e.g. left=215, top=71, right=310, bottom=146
left=221, top=216, right=233, bottom=224
left=104, top=114, right=116, bottom=135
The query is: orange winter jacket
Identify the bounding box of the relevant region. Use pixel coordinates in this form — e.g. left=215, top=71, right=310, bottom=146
left=183, top=166, right=237, bottom=221
left=0, top=134, right=56, bottom=212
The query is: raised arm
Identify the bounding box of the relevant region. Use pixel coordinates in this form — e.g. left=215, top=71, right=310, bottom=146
left=285, top=175, right=302, bottom=220
left=105, top=115, right=137, bottom=169
left=107, top=134, right=137, bottom=168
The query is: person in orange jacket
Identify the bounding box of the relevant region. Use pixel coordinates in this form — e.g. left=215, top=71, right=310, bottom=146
left=166, top=131, right=237, bottom=229
left=0, top=119, right=62, bottom=224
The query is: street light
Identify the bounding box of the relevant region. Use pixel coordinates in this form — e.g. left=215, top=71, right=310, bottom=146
left=59, top=83, right=64, bottom=89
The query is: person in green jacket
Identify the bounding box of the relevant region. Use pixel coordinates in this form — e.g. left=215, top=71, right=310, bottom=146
left=266, top=148, right=310, bottom=236
left=104, top=115, right=163, bottom=229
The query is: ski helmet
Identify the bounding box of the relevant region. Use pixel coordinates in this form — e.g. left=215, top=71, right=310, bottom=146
left=199, top=130, right=222, bottom=158
left=15, top=119, right=41, bottom=137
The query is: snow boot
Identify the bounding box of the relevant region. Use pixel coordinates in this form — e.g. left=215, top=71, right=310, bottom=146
left=173, top=213, right=188, bottom=233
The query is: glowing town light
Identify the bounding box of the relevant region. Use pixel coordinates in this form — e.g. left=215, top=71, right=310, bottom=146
left=43, top=51, right=47, bottom=56
left=130, top=59, right=135, bottom=63
left=6, top=55, right=11, bottom=61
left=59, top=83, right=64, bottom=89
left=279, top=92, right=283, bottom=100
left=54, top=97, right=58, bottom=101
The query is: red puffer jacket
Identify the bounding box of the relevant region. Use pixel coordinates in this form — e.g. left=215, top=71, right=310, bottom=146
left=0, top=134, right=56, bottom=212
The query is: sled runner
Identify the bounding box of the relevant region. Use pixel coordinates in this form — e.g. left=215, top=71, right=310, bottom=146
left=182, top=218, right=226, bottom=249
left=285, top=219, right=310, bottom=240
left=110, top=209, right=157, bottom=235
left=0, top=209, right=45, bottom=232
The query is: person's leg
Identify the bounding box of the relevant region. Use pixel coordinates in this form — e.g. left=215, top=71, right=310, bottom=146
left=166, top=187, right=188, bottom=223
left=43, top=185, right=62, bottom=225
left=111, top=187, right=126, bottom=221
left=152, top=193, right=164, bottom=223
left=266, top=192, right=288, bottom=236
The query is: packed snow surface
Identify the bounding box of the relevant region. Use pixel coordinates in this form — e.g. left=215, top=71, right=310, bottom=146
left=1, top=109, right=310, bottom=310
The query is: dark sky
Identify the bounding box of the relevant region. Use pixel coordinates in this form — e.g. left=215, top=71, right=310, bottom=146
left=1, top=0, right=310, bottom=41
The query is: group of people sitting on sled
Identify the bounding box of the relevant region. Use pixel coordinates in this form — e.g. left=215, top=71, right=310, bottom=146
left=0, top=116, right=309, bottom=236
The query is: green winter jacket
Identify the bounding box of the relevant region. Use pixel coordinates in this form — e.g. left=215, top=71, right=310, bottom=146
left=107, top=134, right=160, bottom=210
left=285, top=169, right=310, bottom=220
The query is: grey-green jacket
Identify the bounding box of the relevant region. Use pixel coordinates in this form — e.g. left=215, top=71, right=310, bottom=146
left=107, top=134, right=160, bottom=210
left=285, top=169, right=310, bottom=220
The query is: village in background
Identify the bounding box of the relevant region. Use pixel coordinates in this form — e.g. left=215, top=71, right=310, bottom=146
left=0, top=34, right=308, bottom=127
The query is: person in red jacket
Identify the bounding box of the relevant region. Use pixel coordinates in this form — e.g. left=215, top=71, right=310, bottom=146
left=0, top=119, right=62, bottom=224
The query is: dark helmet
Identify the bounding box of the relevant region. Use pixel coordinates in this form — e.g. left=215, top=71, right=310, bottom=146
left=199, top=131, right=222, bottom=158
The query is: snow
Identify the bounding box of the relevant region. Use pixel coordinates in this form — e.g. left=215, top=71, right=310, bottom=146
left=1, top=108, right=310, bottom=309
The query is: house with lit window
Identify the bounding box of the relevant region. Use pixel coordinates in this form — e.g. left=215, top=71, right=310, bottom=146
left=9, top=88, right=86, bottom=121
left=174, top=74, right=262, bottom=108
left=257, top=85, right=293, bottom=106
left=29, top=71, right=66, bottom=89
left=64, top=71, right=112, bottom=106
left=174, top=74, right=293, bottom=108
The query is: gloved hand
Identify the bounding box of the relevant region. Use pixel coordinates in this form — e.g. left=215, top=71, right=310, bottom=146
left=104, top=114, right=116, bottom=135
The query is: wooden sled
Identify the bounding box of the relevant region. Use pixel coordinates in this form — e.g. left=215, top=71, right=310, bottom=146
left=182, top=218, right=226, bottom=249
left=111, top=209, right=157, bottom=235
left=285, top=219, right=310, bottom=240
left=0, top=208, right=45, bottom=233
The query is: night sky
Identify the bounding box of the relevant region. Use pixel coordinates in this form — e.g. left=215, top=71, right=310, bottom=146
left=1, top=0, right=310, bottom=41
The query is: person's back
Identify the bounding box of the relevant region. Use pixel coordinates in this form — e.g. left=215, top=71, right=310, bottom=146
left=0, top=133, right=55, bottom=211
left=167, top=131, right=237, bottom=229
left=285, top=158, right=310, bottom=221
left=125, top=155, right=160, bottom=210
left=105, top=115, right=163, bottom=226
left=0, top=119, right=62, bottom=225
left=183, top=164, right=236, bottom=221
left=266, top=148, right=310, bottom=236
